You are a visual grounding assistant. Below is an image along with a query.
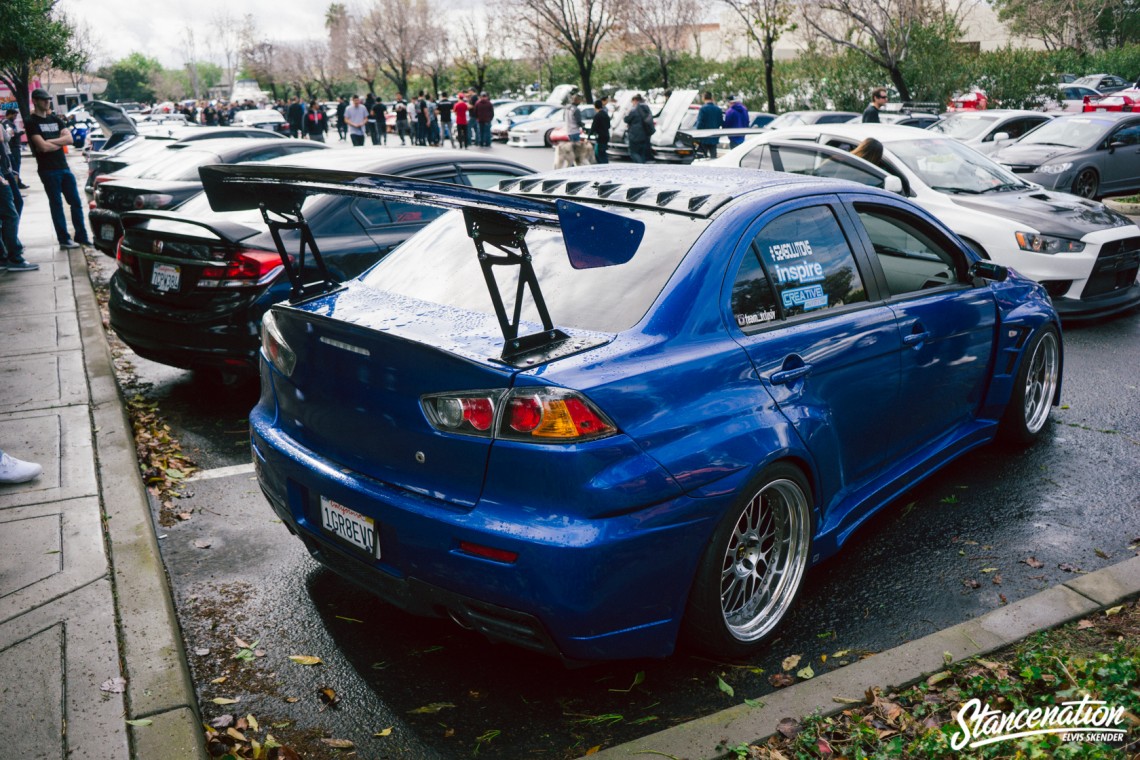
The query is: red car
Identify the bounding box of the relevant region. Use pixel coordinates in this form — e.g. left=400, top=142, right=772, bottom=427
left=1082, top=88, right=1140, bottom=112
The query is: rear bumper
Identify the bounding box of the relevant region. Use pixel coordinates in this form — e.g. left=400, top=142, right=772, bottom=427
left=250, top=376, right=719, bottom=661
left=107, top=271, right=265, bottom=372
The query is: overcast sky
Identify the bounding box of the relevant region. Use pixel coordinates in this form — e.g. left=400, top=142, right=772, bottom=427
left=62, top=0, right=471, bottom=70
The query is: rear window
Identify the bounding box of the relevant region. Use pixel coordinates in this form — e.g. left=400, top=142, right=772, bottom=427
left=360, top=207, right=706, bottom=332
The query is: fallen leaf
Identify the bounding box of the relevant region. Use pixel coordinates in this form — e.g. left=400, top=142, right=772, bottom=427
left=768, top=673, right=794, bottom=688
left=100, top=677, right=127, bottom=693
left=284, top=697, right=299, bottom=704
left=781, top=654, right=801, bottom=671
left=374, top=728, right=393, bottom=737
left=234, top=637, right=252, bottom=649
left=717, top=675, right=735, bottom=697
left=927, top=671, right=952, bottom=686
left=1077, top=619, right=1095, bottom=630
left=832, top=649, right=849, bottom=658
left=943, top=651, right=953, bottom=666
left=211, top=677, right=227, bottom=685
left=288, top=655, right=322, bottom=666
left=195, top=648, right=210, bottom=656
left=318, top=688, right=340, bottom=708
left=744, top=698, right=764, bottom=707
left=209, top=715, right=233, bottom=729
left=1095, top=548, right=1109, bottom=559
left=273, top=747, right=302, bottom=760
left=409, top=702, right=455, bottom=714
left=227, top=728, right=247, bottom=742
left=194, top=539, right=212, bottom=549
left=443, top=728, right=456, bottom=738
left=999, top=593, right=1008, bottom=604
left=1058, top=563, right=1081, bottom=573
left=992, top=574, right=1003, bottom=585
left=177, top=512, right=192, bottom=521
left=1105, top=605, right=1125, bottom=616
left=125, top=719, right=152, bottom=727
left=320, top=739, right=354, bottom=749
left=777, top=717, right=800, bottom=739
left=585, top=747, right=601, bottom=756
left=832, top=696, right=862, bottom=704
left=335, top=616, right=363, bottom=623
left=817, top=737, right=834, bottom=756
left=1022, top=557, right=1045, bottom=569
left=254, top=650, right=266, bottom=657
left=963, top=579, right=981, bottom=589
left=796, top=665, right=815, bottom=679
left=981, top=567, right=997, bottom=574
left=212, top=697, right=240, bottom=705
left=246, top=714, right=259, bottom=732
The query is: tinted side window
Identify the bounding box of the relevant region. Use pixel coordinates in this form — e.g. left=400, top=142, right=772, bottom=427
left=1110, top=122, right=1140, bottom=146
left=855, top=204, right=961, bottom=296
left=463, top=170, right=525, bottom=189
left=353, top=198, right=391, bottom=226
left=754, top=206, right=867, bottom=317
left=730, top=248, right=778, bottom=330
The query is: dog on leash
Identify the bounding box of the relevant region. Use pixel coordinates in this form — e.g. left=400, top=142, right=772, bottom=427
left=552, top=138, right=597, bottom=169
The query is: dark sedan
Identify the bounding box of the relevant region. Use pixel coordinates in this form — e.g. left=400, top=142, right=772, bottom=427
left=990, top=112, right=1140, bottom=198
left=108, top=148, right=535, bottom=385
left=89, top=138, right=327, bottom=256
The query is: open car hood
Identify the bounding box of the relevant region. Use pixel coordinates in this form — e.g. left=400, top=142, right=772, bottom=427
left=86, top=100, right=139, bottom=138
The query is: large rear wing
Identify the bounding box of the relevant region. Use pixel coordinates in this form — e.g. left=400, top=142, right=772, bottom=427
left=199, top=164, right=645, bottom=362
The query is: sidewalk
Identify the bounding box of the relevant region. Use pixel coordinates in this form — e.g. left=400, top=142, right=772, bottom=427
left=0, top=157, right=205, bottom=760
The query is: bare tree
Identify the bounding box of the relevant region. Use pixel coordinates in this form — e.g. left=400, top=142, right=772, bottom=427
left=800, top=0, right=961, bottom=102
left=721, top=0, right=795, bottom=113
left=628, top=0, right=700, bottom=90
left=63, top=16, right=102, bottom=92
left=454, top=9, right=502, bottom=94
left=513, top=0, right=627, bottom=101
left=993, top=0, right=1112, bottom=53
left=240, top=15, right=281, bottom=99
left=180, top=26, right=202, bottom=99
left=357, top=0, right=434, bottom=97
left=209, top=11, right=243, bottom=93
left=422, top=24, right=451, bottom=95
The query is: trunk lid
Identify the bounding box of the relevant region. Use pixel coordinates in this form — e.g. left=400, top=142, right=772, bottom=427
left=271, top=287, right=521, bottom=507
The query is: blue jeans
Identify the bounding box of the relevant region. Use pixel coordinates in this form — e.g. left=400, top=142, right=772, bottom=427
left=39, top=168, right=89, bottom=244
left=0, top=179, right=23, bottom=262
left=478, top=122, right=491, bottom=147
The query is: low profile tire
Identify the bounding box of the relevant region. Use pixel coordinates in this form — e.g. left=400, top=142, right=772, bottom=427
left=544, top=129, right=555, bottom=147
left=1072, top=168, right=1099, bottom=199
left=683, top=463, right=813, bottom=659
left=1000, top=324, right=1060, bottom=445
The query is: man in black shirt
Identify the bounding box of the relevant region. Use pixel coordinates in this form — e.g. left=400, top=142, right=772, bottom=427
left=335, top=97, right=347, bottom=141
left=862, top=88, right=887, bottom=123
left=371, top=99, right=388, bottom=145
left=25, top=89, right=90, bottom=248
left=590, top=98, right=611, bottom=164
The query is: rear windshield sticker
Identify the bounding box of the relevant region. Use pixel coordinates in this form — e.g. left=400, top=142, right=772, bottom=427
left=782, top=285, right=828, bottom=311
left=774, top=260, right=825, bottom=284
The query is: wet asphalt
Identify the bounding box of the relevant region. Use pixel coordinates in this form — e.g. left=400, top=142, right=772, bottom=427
left=81, top=143, right=1140, bottom=759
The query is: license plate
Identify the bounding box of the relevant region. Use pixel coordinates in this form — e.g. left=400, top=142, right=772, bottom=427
left=100, top=224, right=115, bottom=241
left=150, top=263, right=180, bottom=292
left=320, top=496, right=379, bottom=557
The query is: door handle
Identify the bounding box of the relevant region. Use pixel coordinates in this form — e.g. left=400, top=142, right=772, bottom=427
left=903, top=331, right=931, bottom=346
left=771, top=364, right=813, bottom=385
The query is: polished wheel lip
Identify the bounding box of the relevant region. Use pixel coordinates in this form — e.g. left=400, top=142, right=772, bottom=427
left=1024, top=330, right=1060, bottom=434
left=719, top=478, right=811, bottom=642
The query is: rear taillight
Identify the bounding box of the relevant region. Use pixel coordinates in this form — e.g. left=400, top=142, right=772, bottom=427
left=116, top=238, right=139, bottom=278
left=93, top=175, right=117, bottom=185
left=197, top=250, right=283, bottom=289
left=421, top=388, right=617, bottom=443
left=260, top=310, right=296, bottom=376
left=133, top=193, right=175, bottom=209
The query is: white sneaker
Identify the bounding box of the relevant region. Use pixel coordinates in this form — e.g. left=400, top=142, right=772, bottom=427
left=0, top=452, right=43, bottom=484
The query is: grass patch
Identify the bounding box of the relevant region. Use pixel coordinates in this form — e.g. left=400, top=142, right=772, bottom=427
left=738, top=597, right=1140, bottom=758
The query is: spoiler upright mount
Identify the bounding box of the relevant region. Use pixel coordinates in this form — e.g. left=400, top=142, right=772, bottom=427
left=199, top=164, right=645, bottom=363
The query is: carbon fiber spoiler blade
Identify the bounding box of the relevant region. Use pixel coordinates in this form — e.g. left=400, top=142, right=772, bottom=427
left=120, top=209, right=262, bottom=245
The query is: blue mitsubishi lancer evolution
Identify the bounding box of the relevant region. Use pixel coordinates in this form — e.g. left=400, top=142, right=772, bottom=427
left=200, top=162, right=1063, bottom=662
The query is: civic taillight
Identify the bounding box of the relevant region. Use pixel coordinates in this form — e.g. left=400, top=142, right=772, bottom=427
left=197, top=250, right=283, bottom=289
left=421, top=388, right=617, bottom=443
left=133, top=193, right=175, bottom=209
left=260, top=310, right=295, bottom=376
left=116, top=238, right=139, bottom=278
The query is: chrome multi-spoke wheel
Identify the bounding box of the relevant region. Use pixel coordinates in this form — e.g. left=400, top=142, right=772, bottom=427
left=1023, top=329, right=1059, bottom=435
left=684, top=463, right=812, bottom=657
left=1001, top=324, right=1061, bottom=444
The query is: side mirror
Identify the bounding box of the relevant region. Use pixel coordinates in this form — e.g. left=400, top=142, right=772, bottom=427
left=1109, top=140, right=1127, bottom=152
left=969, top=260, right=1008, bottom=282
left=992, top=131, right=1010, bottom=143
left=883, top=175, right=904, bottom=194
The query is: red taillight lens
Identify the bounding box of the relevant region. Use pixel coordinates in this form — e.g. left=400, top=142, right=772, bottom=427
left=116, top=238, right=139, bottom=278
left=422, top=389, right=617, bottom=442
left=197, top=250, right=283, bottom=288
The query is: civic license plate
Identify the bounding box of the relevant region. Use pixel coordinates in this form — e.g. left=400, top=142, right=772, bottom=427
left=320, top=496, right=378, bottom=557
left=100, top=224, right=115, bottom=241
left=150, top=263, right=180, bottom=292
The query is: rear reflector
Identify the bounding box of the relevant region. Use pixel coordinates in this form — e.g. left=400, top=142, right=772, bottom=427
left=458, top=541, right=518, bottom=563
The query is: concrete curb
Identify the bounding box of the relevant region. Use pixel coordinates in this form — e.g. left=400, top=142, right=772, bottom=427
left=70, top=251, right=207, bottom=760
left=587, top=554, right=1140, bottom=759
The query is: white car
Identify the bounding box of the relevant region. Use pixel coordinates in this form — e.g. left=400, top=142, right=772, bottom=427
left=926, top=109, right=1054, bottom=154
left=490, top=101, right=553, bottom=141
left=508, top=105, right=594, bottom=148
left=709, top=123, right=1140, bottom=319
left=1050, top=84, right=1103, bottom=112
left=230, top=109, right=291, bottom=136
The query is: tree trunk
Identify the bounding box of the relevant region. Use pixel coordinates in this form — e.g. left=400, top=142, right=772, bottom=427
left=576, top=56, right=593, bottom=103
left=763, top=34, right=776, bottom=114
left=659, top=53, right=670, bottom=90
left=888, top=66, right=911, bottom=104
